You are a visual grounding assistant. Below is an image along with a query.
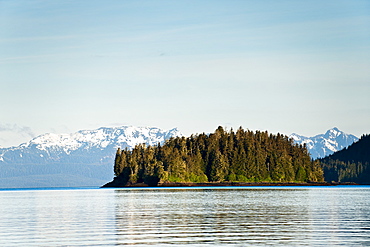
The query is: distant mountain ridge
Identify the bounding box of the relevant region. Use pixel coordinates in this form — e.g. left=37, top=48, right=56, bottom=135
left=289, top=127, right=358, bottom=159
left=0, top=126, right=360, bottom=188
left=0, top=126, right=182, bottom=188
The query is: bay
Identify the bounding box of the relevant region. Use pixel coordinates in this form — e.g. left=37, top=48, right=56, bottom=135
left=0, top=186, right=369, bottom=246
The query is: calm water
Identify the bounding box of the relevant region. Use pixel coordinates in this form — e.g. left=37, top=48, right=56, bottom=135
left=0, top=186, right=369, bottom=246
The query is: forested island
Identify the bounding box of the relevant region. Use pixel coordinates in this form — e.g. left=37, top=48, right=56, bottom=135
left=103, top=126, right=325, bottom=187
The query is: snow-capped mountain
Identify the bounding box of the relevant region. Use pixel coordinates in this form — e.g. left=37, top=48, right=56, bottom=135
left=289, top=127, right=358, bottom=159
left=0, top=126, right=182, bottom=188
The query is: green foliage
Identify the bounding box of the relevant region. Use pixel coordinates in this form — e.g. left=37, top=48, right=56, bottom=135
left=319, top=134, right=370, bottom=184
left=114, top=148, right=123, bottom=177
left=113, top=126, right=324, bottom=185
left=295, top=166, right=307, bottom=182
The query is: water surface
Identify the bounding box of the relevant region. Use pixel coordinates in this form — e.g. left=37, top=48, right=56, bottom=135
left=0, top=186, right=369, bottom=246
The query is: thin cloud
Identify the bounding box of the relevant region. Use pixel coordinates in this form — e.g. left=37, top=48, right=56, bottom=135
left=0, top=34, right=81, bottom=43
left=0, top=124, right=35, bottom=138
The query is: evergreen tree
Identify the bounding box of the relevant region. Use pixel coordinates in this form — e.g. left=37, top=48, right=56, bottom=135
left=319, top=134, right=370, bottom=183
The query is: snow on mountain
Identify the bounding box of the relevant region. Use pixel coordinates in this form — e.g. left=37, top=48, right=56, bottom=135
left=0, top=125, right=358, bottom=187
left=18, top=126, right=182, bottom=151
left=289, top=127, right=358, bottom=159
left=0, top=126, right=182, bottom=188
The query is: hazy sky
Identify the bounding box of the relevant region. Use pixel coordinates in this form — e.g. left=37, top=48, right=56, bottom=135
left=1, top=0, right=370, bottom=147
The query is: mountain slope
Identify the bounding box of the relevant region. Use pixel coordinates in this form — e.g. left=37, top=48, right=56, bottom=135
left=289, top=127, right=358, bottom=159
left=0, top=126, right=182, bottom=188
left=319, top=134, right=370, bottom=183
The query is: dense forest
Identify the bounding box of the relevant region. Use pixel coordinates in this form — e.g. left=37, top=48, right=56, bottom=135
left=320, top=134, right=370, bottom=184
left=109, top=126, right=323, bottom=186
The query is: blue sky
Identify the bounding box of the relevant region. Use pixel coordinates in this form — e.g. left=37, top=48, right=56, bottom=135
left=1, top=0, right=370, bottom=147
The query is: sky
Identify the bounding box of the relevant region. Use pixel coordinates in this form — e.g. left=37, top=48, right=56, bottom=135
left=1, top=0, right=370, bottom=147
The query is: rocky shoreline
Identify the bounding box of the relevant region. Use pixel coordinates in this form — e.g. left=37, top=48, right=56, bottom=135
left=102, top=181, right=358, bottom=188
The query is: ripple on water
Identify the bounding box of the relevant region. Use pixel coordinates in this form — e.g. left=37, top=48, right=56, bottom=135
left=0, top=187, right=369, bottom=246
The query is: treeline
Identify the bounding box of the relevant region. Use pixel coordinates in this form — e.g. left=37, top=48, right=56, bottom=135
left=320, top=134, right=370, bottom=184
left=112, top=126, right=323, bottom=186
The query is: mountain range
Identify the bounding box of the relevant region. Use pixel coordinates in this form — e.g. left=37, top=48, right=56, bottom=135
left=0, top=126, right=359, bottom=188
left=0, top=126, right=182, bottom=188
left=289, top=127, right=358, bottom=159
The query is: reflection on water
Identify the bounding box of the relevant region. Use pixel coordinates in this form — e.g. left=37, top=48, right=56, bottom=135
left=0, top=187, right=369, bottom=246
left=0, top=189, right=118, bottom=246
left=114, top=187, right=370, bottom=246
